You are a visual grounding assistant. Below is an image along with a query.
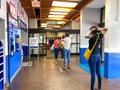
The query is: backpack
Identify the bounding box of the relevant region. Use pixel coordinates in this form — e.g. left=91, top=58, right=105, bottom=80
left=59, top=41, right=65, bottom=49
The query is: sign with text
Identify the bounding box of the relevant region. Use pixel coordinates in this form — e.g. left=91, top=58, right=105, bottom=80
left=29, top=38, right=39, bottom=48
left=10, top=2, right=17, bottom=19
left=32, top=1, right=40, bottom=7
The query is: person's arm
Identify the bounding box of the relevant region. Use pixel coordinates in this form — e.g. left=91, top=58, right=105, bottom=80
left=85, top=28, right=95, bottom=38
left=99, top=27, right=108, bottom=35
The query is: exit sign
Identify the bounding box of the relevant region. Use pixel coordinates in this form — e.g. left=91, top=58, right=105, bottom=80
left=32, top=1, right=40, bottom=7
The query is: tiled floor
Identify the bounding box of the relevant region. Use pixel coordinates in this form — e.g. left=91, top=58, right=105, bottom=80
left=7, top=55, right=120, bottom=90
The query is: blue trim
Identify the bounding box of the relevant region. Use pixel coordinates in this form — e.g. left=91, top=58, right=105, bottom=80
left=104, top=52, right=120, bottom=79
left=79, top=48, right=88, bottom=64
left=6, top=51, right=21, bottom=83
left=0, top=80, right=3, bottom=89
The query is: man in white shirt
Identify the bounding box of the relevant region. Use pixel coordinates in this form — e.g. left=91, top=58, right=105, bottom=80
left=62, top=33, right=71, bottom=70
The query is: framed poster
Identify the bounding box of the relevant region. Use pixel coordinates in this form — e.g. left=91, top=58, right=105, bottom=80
left=29, top=38, right=39, bottom=48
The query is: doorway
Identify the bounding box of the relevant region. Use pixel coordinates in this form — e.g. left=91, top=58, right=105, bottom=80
left=29, top=29, right=80, bottom=57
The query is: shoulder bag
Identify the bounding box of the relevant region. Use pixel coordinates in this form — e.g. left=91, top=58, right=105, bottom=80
left=84, top=35, right=99, bottom=60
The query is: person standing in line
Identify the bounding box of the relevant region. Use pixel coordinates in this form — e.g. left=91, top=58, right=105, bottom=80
left=85, top=26, right=108, bottom=90
left=53, top=37, right=60, bottom=64
left=49, top=37, right=54, bottom=48
left=59, top=35, right=65, bottom=59
left=61, top=33, right=71, bottom=70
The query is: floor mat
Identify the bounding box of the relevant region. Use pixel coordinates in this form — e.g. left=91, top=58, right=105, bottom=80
left=78, top=64, right=104, bottom=76
left=22, top=61, right=32, bottom=67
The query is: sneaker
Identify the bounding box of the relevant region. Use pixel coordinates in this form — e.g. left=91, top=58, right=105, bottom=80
left=59, top=67, right=67, bottom=72
left=62, top=68, right=67, bottom=70
left=59, top=68, right=63, bottom=72
left=95, top=89, right=101, bottom=90
left=54, top=61, right=58, bottom=64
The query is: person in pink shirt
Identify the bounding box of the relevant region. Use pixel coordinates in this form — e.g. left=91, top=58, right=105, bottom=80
left=53, top=37, right=60, bottom=64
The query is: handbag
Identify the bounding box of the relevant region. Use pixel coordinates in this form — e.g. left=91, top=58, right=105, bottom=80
left=50, top=44, right=54, bottom=50
left=84, top=35, right=99, bottom=60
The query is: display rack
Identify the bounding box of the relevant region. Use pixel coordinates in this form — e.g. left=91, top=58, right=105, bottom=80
left=0, top=41, right=4, bottom=89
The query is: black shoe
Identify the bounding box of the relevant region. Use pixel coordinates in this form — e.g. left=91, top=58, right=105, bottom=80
left=67, top=67, right=71, bottom=69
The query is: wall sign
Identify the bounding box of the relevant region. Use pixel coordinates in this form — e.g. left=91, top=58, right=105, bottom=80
left=18, top=16, right=27, bottom=32
left=29, top=38, right=39, bottom=48
left=32, top=0, right=40, bottom=7
left=10, top=2, right=17, bottom=19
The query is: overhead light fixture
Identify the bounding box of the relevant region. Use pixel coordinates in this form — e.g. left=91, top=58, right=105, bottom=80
left=50, top=7, right=71, bottom=12
left=48, top=15, right=65, bottom=18
left=48, top=18, right=65, bottom=21
left=52, top=1, right=78, bottom=8
left=54, top=25, right=61, bottom=28
left=41, top=23, right=47, bottom=27
left=57, top=21, right=66, bottom=24
left=49, top=11, right=68, bottom=15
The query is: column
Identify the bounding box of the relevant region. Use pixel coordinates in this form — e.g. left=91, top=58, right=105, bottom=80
left=104, top=0, right=120, bottom=78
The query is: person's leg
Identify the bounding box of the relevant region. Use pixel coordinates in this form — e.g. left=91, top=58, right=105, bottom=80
left=96, top=55, right=102, bottom=90
left=67, top=49, right=71, bottom=68
left=54, top=48, right=57, bottom=59
left=88, top=56, right=96, bottom=90
left=54, top=48, right=58, bottom=63
left=56, top=48, right=59, bottom=60
left=61, top=49, right=64, bottom=59
left=63, top=49, right=67, bottom=69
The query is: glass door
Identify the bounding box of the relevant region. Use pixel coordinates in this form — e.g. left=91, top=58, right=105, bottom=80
left=70, top=34, right=80, bottom=54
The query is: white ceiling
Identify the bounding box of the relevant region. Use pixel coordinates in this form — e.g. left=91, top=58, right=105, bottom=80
left=86, top=0, right=105, bottom=8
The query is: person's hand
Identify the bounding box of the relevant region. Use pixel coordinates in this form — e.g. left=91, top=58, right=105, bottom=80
left=99, top=27, right=108, bottom=34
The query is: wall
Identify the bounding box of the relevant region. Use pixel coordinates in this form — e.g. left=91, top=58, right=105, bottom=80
left=21, top=30, right=28, bottom=46
left=61, top=22, right=71, bottom=29
left=104, top=0, right=120, bottom=78
left=29, top=19, right=37, bottom=28
left=71, top=21, right=80, bottom=29
left=0, top=0, right=7, bottom=56
left=81, top=8, right=100, bottom=47
left=62, top=21, right=80, bottom=29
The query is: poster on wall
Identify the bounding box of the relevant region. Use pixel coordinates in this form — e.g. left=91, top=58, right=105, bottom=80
left=10, top=2, right=17, bottom=20
left=9, top=18, right=14, bottom=38
left=29, top=38, right=39, bottom=48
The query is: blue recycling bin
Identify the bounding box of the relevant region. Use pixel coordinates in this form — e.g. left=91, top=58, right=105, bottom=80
left=22, top=46, right=29, bottom=57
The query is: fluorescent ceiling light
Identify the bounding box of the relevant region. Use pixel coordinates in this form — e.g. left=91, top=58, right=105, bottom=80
left=48, top=15, right=65, bottom=18
left=47, top=21, right=57, bottom=24
left=57, top=21, right=65, bottom=24
left=41, top=23, right=47, bottom=27
left=54, top=25, right=61, bottom=28
left=52, top=1, right=78, bottom=8
left=49, top=11, right=68, bottom=15
left=51, top=7, right=71, bottom=12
